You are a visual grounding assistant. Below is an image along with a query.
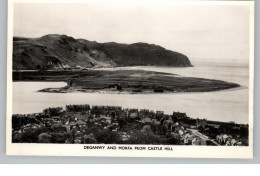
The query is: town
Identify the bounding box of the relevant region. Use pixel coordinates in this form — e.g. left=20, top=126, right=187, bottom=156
left=12, top=105, right=249, bottom=146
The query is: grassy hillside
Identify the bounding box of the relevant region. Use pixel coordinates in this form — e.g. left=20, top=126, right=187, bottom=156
left=13, top=34, right=192, bottom=70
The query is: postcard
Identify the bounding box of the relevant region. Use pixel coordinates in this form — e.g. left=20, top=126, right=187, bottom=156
left=6, top=0, right=254, bottom=158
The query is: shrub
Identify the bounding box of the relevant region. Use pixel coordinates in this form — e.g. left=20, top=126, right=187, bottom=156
left=95, top=130, right=121, bottom=144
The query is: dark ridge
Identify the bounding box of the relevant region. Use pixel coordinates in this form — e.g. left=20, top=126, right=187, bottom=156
left=13, top=34, right=192, bottom=70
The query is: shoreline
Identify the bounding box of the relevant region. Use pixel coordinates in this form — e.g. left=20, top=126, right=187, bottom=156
left=12, top=69, right=241, bottom=95
left=37, top=84, right=243, bottom=95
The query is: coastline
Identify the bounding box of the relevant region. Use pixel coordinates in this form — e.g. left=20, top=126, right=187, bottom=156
left=37, top=84, right=243, bottom=95
left=12, top=69, right=240, bottom=94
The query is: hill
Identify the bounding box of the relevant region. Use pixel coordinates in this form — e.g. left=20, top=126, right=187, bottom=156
left=13, top=34, right=192, bottom=70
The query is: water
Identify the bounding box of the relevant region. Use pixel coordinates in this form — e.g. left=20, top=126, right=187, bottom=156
left=13, top=61, right=250, bottom=124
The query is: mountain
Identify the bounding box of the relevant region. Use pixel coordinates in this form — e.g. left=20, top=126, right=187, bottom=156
left=12, top=34, right=192, bottom=70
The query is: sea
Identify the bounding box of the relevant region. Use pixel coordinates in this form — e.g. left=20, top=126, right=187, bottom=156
left=12, top=60, right=250, bottom=124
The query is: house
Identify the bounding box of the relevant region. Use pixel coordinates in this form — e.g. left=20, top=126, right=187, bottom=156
left=91, top=106, right=122, bottom=116
left=172, top=112, right=188, bottom=120
left=43, top=107, right=63, bottom=116
left=66, top=104, right=90, bottom=112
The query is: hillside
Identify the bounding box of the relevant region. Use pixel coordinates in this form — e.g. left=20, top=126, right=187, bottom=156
left=13, top=34, right=192, bottom=70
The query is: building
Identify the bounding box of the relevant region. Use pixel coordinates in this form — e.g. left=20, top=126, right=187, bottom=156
left=43, top=107, right=63, bottom=116
left=66, top=104, right=90, bottom=112
left=172, top=112, right=188, bottom=120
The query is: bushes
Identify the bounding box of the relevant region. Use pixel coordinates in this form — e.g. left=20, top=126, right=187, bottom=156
left=166, top=135, right=181, bottom=145
left=95, top=130, right=122, bottom=144
left=51, top=133, right=70, bottom=143
left=21, top=127, right=50, bottom=143
left=82, top=124, right=121, bottom=144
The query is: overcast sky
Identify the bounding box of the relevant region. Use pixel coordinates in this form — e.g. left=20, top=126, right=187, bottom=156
left=13, top=1, right=252, bottom=63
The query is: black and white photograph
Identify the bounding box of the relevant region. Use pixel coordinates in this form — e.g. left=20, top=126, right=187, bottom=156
left=6, top=0, right=254, bottom=158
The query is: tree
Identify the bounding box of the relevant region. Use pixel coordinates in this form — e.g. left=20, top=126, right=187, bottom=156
left=51, top=133, right=70, bottom=143
left=167, top=134, right=181, bottom=145
left=21, top=127, right=49, bottom=143
left=95, top=130, right=121, bottom=144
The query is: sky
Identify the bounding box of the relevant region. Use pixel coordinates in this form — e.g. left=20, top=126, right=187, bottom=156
left=13, top=1, right=252, bottom=63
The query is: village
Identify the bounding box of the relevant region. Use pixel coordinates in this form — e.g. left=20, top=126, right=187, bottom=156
left=12, top=105, right=249, bottom=146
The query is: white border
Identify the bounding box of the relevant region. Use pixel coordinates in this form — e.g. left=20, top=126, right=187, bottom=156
left=6, top=0, right=255, bottom=158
